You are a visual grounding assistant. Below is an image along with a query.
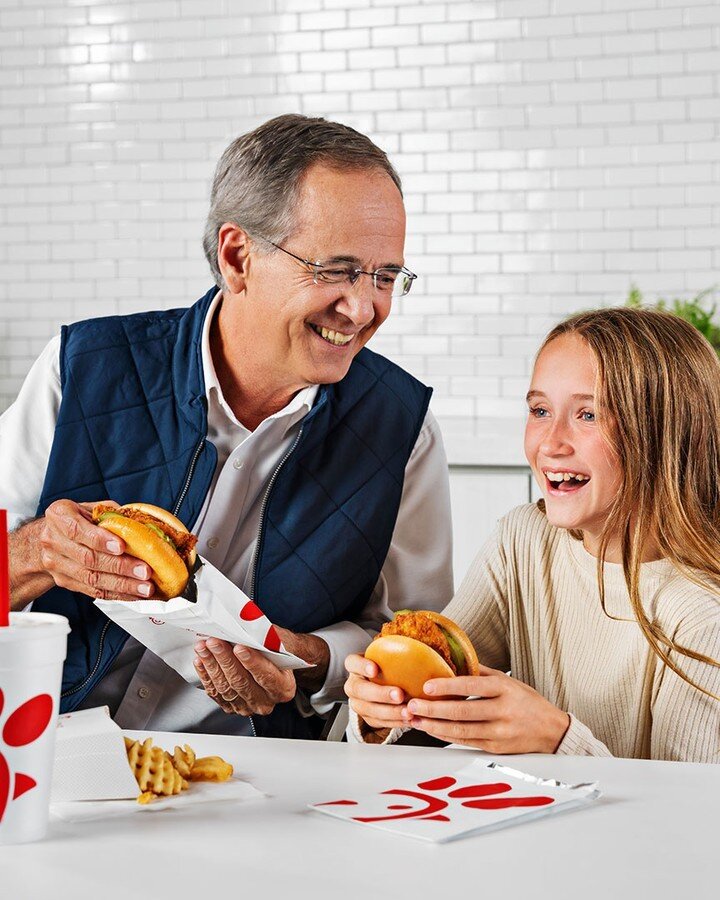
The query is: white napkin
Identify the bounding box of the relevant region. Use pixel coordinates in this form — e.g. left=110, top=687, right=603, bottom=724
left=51, top=707, right=139, bottom=802
left=94, top=556, right=311, bottom=684
left=51, top=777, right=265, bottom=822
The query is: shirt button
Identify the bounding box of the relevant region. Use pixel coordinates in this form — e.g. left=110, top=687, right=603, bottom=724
left=233, top=458, right=243, bottom=470
left=137, top=687, right=150, bottom=699
left=207, top=537, right=219, bottom=549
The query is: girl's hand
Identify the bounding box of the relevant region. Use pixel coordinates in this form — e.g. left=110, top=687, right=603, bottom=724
left=403, top=663, right=570, bottom=754
left=344, top=653, right=407, bottom=730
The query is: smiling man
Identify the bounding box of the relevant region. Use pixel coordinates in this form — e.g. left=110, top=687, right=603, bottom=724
left=2, top=115, right=453, bottom=740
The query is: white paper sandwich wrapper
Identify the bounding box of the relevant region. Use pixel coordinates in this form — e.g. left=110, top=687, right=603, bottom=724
left=94, top=556, right=311, bottom=684
left=311, top=757, right=601, bottom=843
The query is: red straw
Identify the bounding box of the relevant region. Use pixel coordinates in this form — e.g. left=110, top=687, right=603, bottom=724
left=0, top=509, right=9, bottom=627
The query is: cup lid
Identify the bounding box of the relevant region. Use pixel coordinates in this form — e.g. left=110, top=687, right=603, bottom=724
left=0, top=612, right=71, bottom=641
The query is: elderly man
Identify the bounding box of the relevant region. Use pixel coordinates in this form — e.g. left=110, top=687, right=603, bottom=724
left=2, top=114, right=452, bottom=739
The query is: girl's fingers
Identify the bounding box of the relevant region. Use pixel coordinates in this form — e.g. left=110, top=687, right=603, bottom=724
left=408, top=716, right=500, bottom=744
left=344, top=673, right=405, bottom=705
left=405, top=697, right=502, bottom=722
left=349, top=698, right=408, bottom=728
left=344, top=653, right=378, bottom=678
left=422, top=674, right=506, bottom=698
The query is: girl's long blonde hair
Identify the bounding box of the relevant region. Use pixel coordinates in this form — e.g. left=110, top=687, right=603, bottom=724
left=540, top=307, right=720, bottom=696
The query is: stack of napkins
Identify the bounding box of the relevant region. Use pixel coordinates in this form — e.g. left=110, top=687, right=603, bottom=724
left=51, top=707, right=138, bottom=802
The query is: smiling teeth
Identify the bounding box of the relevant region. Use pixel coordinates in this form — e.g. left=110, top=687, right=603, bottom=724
left=314, top=325, right=353, bottom=346
left=546, top=472, right=590, bottom=482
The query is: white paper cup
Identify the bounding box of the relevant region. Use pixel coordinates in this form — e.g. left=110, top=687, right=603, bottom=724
left=0, top=612, right=69, bottom=844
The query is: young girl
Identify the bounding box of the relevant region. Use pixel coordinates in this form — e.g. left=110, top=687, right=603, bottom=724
left=345, top=308, right=720, bottom=761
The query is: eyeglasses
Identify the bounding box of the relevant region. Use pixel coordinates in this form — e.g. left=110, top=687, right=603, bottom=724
left=256, top=237, right=417, bottom=299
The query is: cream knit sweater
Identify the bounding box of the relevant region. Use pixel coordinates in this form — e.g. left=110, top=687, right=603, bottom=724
left=350, top=504, right=720, bottom=762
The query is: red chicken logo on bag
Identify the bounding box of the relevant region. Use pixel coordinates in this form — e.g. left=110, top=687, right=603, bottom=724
left=0, top=688, right=54, bottom=822
left=239, top=601, right=282, bottom=653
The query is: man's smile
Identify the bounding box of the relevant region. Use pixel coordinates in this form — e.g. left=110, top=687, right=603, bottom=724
left=308, top=322, right=358, bottom=348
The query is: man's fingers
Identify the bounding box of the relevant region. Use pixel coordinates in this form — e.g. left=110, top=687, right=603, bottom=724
left=230, top=646, right=295, bottom=703
left=195, top=645, right=235, bottom=697
left=45, top=499, right=126, bottom=555
left=53, top=560, right=155, bottom=600
left=205, top=640, right=294, bottom=708
left=49, top=570, right=151, bottom=602
left=47, top=533, right=152, bottom=583
left=194, top=658, right=228, bottom=703
left=197, top=641, right=273, bottom=712
left=193, top=658, right=251, bottom=716
left=39, top=499, right=156, bottom=599
left=194, top=641, right=291, bottom=716
left=194, top=657, right=215, bottom=694
left=48, top=549, right=155, bottom=599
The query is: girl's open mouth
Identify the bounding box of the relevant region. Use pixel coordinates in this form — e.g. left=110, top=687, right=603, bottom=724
left=544, top=470, right=591, bottom=494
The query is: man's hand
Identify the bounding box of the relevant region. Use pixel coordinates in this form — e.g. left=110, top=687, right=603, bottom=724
left=10, top=499, right=156, bottom=609
left=193, top=628, right=330, bottom=717
left=194, top=640, right=296, bottom=716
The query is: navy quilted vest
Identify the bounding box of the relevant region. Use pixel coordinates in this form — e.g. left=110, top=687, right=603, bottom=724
left=32, top=288, right=431, bottom=738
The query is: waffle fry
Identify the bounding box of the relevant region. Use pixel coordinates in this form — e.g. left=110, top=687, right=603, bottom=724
left=123, top=737, right=233, bottom=803
left=189, top=755, right=234, bottom=782
left=124, top=737, right=188, bottom=802
left=171, top=744, right=196, bottom=779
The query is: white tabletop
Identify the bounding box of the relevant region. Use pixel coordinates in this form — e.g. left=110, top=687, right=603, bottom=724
left=3, top=731, right=716, bottom=900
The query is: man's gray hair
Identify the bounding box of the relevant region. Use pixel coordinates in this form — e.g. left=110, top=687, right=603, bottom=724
left=202, top=114, right=403, bottom=288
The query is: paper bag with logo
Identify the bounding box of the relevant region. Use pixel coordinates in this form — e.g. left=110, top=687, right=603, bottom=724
left=94, top=557, right=311, bottom=684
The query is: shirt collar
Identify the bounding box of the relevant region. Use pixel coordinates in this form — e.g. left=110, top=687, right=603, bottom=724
left=200, top=289, right=319, bottom=432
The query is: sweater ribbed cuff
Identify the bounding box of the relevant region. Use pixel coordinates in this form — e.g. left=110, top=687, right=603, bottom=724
left=556, top=713, right=614, bottom=757
left=347, top=707, right=409, bottom=745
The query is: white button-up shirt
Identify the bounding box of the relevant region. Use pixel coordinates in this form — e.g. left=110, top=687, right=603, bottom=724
left=0, top=291, right=453, bottom=734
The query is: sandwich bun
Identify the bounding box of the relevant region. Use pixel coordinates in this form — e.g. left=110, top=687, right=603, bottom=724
left=365, top=610, right=479, bottom=700
left=92, top=502, right=197, bottom=600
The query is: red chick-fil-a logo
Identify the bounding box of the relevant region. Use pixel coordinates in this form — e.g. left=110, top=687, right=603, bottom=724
left=317, top=775, right=555, bottom=823
left=0, top=688, right=54, bottom=823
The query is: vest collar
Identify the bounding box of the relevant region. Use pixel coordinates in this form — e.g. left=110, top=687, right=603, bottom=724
left=172, top=286, right=217, bottom=432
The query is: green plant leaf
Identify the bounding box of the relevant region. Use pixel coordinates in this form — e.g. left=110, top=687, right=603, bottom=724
left=624, top=286, right=720, bottom=357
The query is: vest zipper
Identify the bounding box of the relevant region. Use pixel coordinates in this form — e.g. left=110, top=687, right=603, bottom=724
left=61, top=619, right=111, bottom=700
left=246, top=425, right=304, bottom=739
left=248, top=425, right=304, bottom=601
left=170, top=437, right=254, bottom=728
left=173, top=437, right=206, bottom=518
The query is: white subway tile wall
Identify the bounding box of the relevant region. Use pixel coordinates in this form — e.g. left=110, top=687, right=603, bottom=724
left=1, top=0, right=719, bottom=430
